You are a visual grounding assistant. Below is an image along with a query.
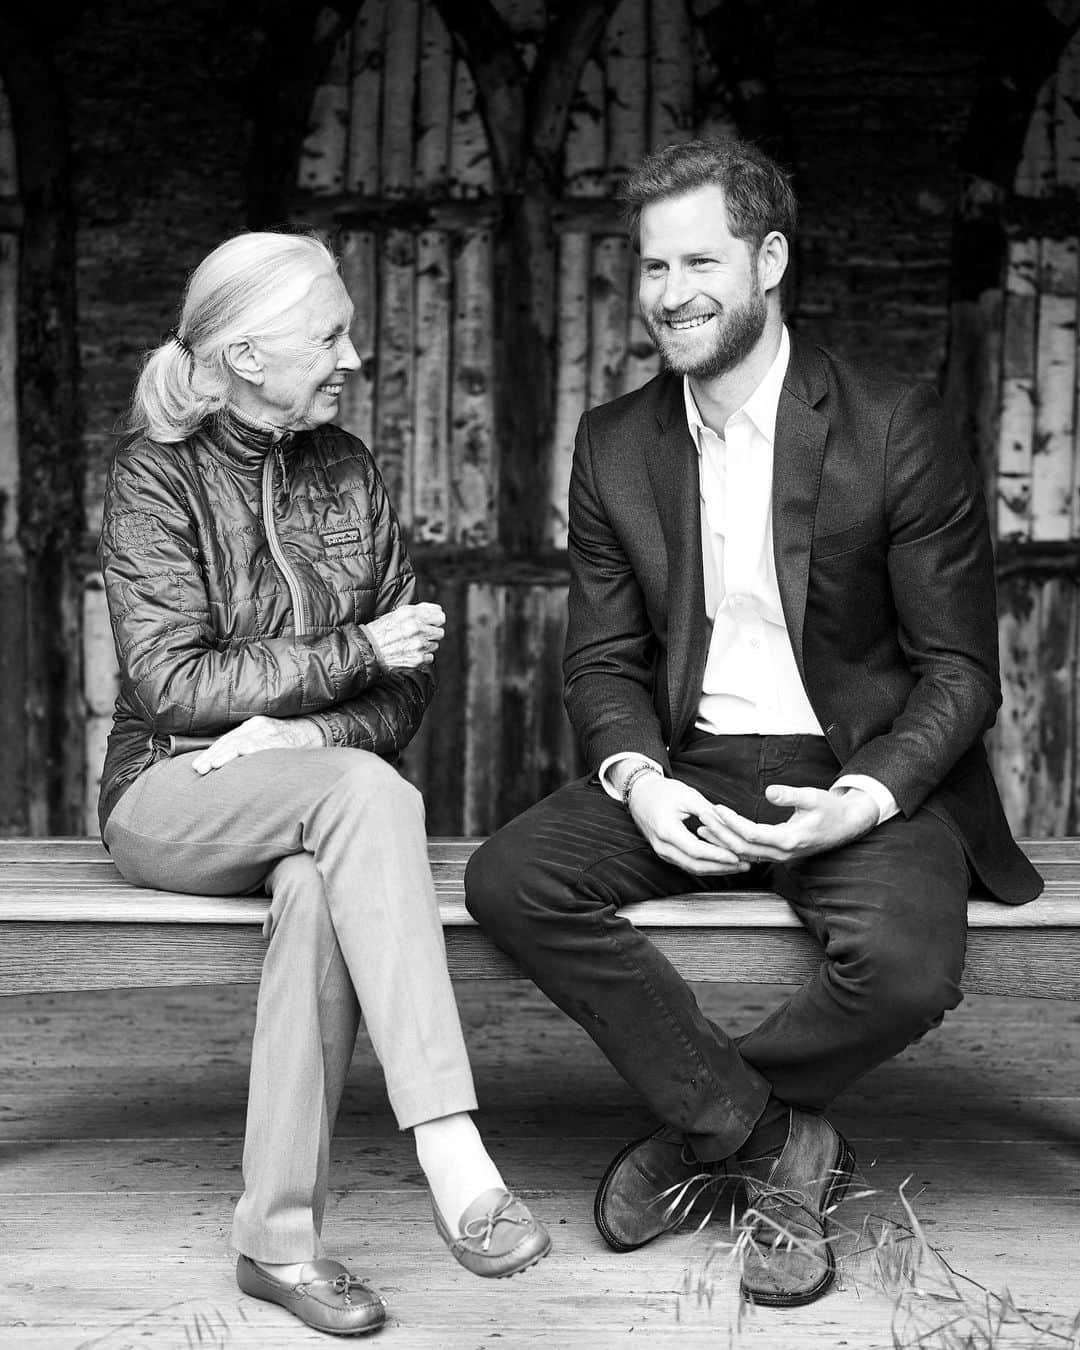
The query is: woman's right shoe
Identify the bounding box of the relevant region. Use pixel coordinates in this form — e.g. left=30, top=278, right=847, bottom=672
left=432, top=1187, right=552, bottom=1278
left=236, top=1255, right=387, bottom=1336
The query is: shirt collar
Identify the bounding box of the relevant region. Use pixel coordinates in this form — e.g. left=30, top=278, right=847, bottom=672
left=683, top=324, right=791, bottom=447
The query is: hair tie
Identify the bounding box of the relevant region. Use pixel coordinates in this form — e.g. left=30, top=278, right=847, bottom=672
left=168, top=328, right=194, bottom=359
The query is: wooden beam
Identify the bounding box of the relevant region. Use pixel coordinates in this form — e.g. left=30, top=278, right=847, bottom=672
left=0, top=12, right=84, bottom=832
left=996, top=539, right=1080, bottom=578
left=526, top=0, right=627, bottom=172
left=291, top=191, right=628, bottom=234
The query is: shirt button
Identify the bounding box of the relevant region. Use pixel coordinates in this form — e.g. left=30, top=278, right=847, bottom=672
left=750, top=638, right=761, bottom=649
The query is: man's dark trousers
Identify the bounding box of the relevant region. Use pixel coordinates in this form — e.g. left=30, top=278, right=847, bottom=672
left=465, top=730, right=970, bottom=1163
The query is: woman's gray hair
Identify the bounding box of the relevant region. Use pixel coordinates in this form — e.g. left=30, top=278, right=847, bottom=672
left=128, top=231, right=341, bottom=443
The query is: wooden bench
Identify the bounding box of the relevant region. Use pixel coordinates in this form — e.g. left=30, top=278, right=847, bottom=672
left=0, top=837, right=1078, bottom=999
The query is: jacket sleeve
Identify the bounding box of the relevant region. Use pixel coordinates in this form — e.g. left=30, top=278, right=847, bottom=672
left=838, top=383, right=1002, bottom=813
left=563, top=412, right=672, bottom=773
left=305, top=461, right=435, bottom=755
left=101, top=444, right=391, bottom=735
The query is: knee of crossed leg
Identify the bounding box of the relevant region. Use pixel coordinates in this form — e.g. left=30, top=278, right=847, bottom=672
left=332, top=750, right=426, bottom=828
left=836, top=930, right=963, bottom=1035
left=890, top=958, right=963, bottom=1035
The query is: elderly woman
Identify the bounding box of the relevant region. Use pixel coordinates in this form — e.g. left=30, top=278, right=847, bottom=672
left=97, top=231, right=550, bottom=1337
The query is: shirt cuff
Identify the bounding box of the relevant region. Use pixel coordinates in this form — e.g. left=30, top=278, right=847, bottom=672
left=598, top=752, right=667, bottom=801
left=833, top=774, right=898, bottom=826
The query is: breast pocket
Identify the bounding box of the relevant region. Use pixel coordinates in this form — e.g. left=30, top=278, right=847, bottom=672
left=810, top=519, right=882, bottom=561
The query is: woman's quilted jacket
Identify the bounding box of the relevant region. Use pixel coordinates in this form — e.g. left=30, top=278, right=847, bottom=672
left=97, top=412, right=433, bottom=832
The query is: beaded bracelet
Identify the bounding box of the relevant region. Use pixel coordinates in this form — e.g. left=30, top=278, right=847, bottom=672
left=620, top=762, right=663, bottom=810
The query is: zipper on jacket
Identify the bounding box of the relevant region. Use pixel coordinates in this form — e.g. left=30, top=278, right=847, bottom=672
left=261, top=449, right=310, bottom=637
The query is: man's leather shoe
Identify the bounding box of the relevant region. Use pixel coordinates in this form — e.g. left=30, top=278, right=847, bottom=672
left=432, top=1187, right=551, bottom=1278
left=737, top=1109, right=856, bottom=1307
left=594, top=1125, right=745, bottom=1252
left=236, top=1255, right=386, bottom=1335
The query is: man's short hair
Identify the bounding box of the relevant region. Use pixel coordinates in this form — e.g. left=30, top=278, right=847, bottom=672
left=620, top=138, right=798, bottom=255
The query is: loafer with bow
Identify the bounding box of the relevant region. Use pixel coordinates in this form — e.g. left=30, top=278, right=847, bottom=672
left=433, top=1187, right=551, bottom=1278
left=737, top=1109, right=856, bottom=1307
left=594, top=1125, right=745, bottom=1252
left=236, top=1255, right=386, bottom=1336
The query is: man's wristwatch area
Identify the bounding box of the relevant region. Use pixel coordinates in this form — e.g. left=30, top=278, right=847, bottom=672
left=619, top=762, right=664, bottom=810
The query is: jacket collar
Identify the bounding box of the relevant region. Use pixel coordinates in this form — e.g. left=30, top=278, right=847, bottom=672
left=645, top=374, right=708, bottom=749
left=203, top=407, right=295, bottom=474
left=772, top=333, right=829, bottom=678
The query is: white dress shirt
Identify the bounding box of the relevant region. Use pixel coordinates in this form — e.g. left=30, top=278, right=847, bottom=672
left=600, top=326, right=897, bottom=825
left=693, top=326, right=820, bottom=734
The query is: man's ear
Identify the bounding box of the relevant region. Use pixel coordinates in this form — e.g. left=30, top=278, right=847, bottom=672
left=758, top=231, right=789, bottom=294
left=224, top=338, right=264, bottom=387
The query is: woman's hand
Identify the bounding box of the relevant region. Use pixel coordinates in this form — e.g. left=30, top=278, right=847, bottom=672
left=190, top=715, right=324, bottom=775
left=365, top=602, right=446, bottom=668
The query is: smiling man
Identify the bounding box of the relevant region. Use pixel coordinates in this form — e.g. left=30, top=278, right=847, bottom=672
left=464, top=138, right=1042, bottom=1309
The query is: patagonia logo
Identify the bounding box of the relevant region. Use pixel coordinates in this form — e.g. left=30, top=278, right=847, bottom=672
left=322, top=528, right=361, bottom=547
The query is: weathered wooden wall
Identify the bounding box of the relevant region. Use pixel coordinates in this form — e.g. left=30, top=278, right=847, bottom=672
left=979, top=18, right=1080, bottom=834
left=7, top=0, right=1077, bottom=836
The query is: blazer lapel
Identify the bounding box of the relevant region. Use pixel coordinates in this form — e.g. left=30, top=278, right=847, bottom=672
left=773, top=336, right=829, bottom=681
left=644, top=375, right=709, bottom=747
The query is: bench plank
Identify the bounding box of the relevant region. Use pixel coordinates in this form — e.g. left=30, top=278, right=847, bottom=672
left=2, top=875, right=1080, bottom=930
left=2, top=835, right=1079, bottom=864
left=0, top=837, right=1077, bottom=999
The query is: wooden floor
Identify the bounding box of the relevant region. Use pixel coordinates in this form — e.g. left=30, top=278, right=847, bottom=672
left=2, top=978, right=1079, bottom=1350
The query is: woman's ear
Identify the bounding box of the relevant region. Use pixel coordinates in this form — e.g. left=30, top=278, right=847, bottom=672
left=224, top=338, right=264, bottom=387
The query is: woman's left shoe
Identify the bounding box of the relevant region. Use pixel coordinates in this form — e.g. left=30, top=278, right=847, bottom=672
left=432, top=1187, right=551, bottom=1278
left=236, top=1255, right=387, bottom=1335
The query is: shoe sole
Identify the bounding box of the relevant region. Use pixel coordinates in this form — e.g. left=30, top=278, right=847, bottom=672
left=594, top=1130, right=686, bottom=1253
left=237, top=1277, right=386, bottom=1336
left=739, top=1131, right=857, bottom=1309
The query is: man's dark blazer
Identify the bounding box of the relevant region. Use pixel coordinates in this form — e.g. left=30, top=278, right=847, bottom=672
left=563, top=331, right=1042, bottom=905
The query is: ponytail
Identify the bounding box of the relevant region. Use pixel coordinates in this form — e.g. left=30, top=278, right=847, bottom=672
left=128, top=332, right=230, bottom=442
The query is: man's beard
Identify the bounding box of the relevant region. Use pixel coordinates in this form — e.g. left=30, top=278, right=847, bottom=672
left=643, top=287, right=768, bottom=380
